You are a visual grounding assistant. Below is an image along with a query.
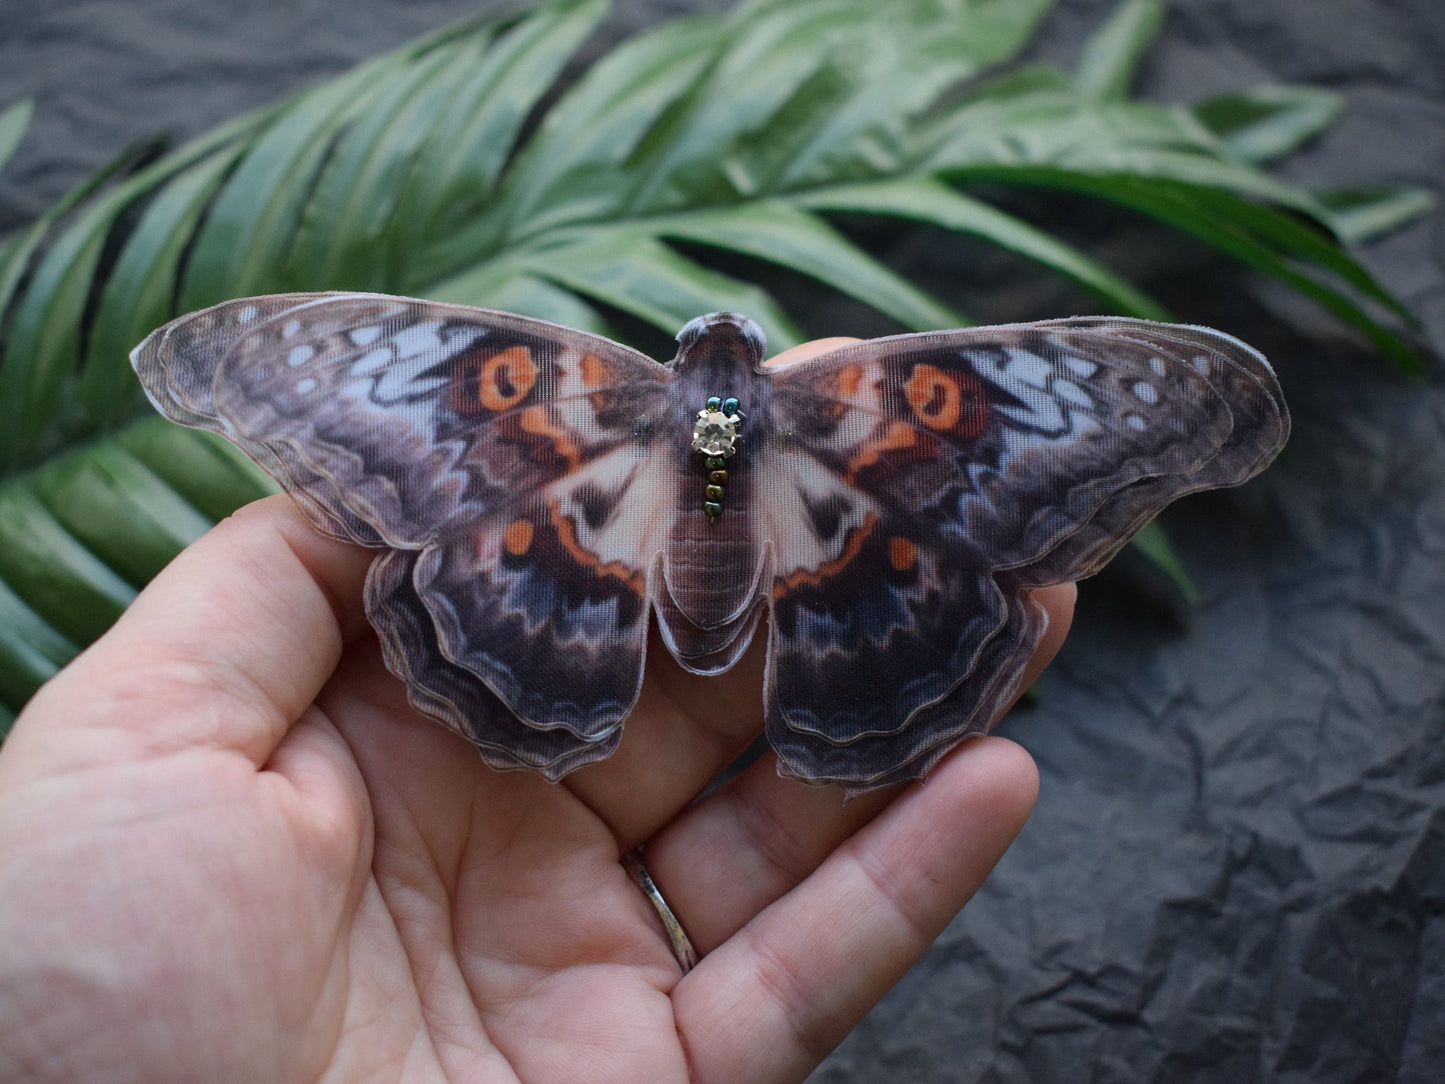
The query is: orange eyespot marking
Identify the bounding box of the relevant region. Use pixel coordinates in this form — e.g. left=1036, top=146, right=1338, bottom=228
left=520, top=405, right=582, bottom=469
left=845, top=421, right=917, bottom=481
left=904, top=364, right=961, bottom=431
left=580, top=353, right=607, bottom=387
left=837, top=364, right=864, bottom=397
left=503, top=518, right=534, bottom=556
left=903, top=363, right=988, bottom=437
left=888, top=536, right=917, bottom=572
left=479, top=346, right=538, bottom=411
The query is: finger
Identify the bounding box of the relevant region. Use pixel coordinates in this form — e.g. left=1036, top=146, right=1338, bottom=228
left=643, top=583, right=1074, bottom=952
left=767, top=336, right=860, bottom=367
left=12, top=495, right=375, bottom=767
left=673, top=735, right=1039, bottom=1083
left=565, top=337, right=864, bottom=844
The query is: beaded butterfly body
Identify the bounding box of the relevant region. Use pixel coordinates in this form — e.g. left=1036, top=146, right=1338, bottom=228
left=132, top=293, right=1288, bottom=791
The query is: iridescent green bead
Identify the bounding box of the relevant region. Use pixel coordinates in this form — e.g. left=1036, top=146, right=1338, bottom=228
left=705, top=456, right=728, bottom=470
left=722, top=396, right=740, bottom=415
left=704, top=501, right=724, bottom=517
left=705, top=396, right=722, bottom=411
left=705, top=484, right=725, bottom=501
left=708, top=469, right=728, bottom=485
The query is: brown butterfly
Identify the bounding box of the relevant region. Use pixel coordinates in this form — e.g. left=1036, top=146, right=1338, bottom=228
left=132, top=293, right=1288, bottom=791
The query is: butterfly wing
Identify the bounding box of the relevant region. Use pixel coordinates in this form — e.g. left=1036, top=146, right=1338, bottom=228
left=365, top=549, right=624, bottom=775
left=132, top=293, right=674, bottom=777
left=763, top=318, right=1288, bottom=789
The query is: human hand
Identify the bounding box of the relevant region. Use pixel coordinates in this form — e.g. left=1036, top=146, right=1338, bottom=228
left=0, top=339, right=1074, bottom=1084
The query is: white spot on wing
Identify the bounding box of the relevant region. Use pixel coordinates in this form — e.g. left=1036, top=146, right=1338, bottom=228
left=997, top=394, right=1066, bottom=433
left=1002, top=349, right=1052, bottom=389
left=1124, top=413, right=1148, bottom=432
left=281, top=319, right=301, bottom=338
left=766, top=448, right=877, bottom=578
left=295, top=378, right=317, bottom=394
left=352, top=348, right=392, bottom=375
left=349, top=325, right=383, bottom=347
left=1064, top=355, right=1097, bottom=379
left=286, top=345, right=314, bottom=367
left=1149, top=356, right=1167, bottom=376
left=238, top=305, right=259, bottom=323
left=369, top=355, right=446, bottom=402
left=1054, top=379, right=1092, bottom=408
left=979, top=350, right=1068, bottom=433
left=551, top=448, right=670, bottom=571
left=1132, top=381, right=1159, bottom=405
left=393, top=323, right=443, bottom=360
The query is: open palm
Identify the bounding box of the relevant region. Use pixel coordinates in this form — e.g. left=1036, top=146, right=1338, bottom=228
left=0, top=487, right=1069, bottom=1083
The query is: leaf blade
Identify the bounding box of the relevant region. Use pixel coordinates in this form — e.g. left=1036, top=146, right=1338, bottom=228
left=650, top=200, right=967, bottom=329
left=796, top=176, right=1172, bottom=319
left=1191, top=85, right=1344, bottom=164
left=0, top=100, right=34, bottom=173
left=1074, top=0, right=1166, bottom=101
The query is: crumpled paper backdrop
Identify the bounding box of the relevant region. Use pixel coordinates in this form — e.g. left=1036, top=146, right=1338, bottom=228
left=1, top=0, right=1440, bottom=1079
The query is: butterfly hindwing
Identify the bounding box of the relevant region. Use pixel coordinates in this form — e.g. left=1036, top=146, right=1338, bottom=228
left=766, top=579, right=1047, bottom=789
left=366, top=549, right=622, bottom=777
left=410, top=438, right=675, bottom=738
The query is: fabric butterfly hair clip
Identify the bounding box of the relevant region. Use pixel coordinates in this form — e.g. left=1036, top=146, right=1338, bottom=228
left=131, top=294, right=1288, bottom=793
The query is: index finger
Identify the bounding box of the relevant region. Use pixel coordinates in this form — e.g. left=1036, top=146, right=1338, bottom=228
left=11, top=495, right=374, bottom=767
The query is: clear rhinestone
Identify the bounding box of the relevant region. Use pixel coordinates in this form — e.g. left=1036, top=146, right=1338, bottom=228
left=691, top=410, right=740, bottom=457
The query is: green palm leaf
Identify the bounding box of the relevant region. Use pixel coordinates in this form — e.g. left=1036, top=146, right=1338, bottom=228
left=0, top=0, right=1429, bottom=722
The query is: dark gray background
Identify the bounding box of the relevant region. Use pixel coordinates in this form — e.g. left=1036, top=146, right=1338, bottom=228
left=1, top=1, right=1441, bottom=1080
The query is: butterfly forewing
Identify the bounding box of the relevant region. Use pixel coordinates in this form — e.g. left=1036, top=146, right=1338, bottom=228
left=132, top=298, right=1288, bottom=791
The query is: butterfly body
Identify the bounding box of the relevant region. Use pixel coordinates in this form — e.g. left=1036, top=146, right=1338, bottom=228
left=133, top=293, right=1288, bottom=792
